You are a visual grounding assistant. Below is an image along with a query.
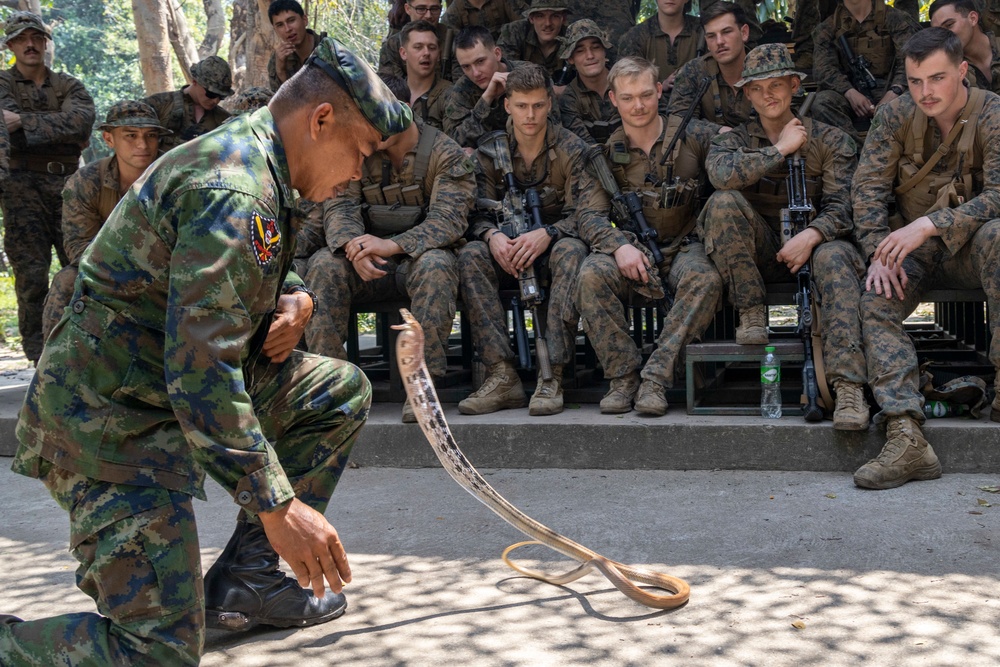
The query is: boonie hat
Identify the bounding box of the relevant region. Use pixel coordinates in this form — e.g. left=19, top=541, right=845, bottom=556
left=523, top=0, right=570, bottom=18
left=735, top=43, right=807, bottom=88
left=2, top=11, right=51, bottom=47
left=99, top=100, right=171, bottom=134
left=305, top=37, right=413, bottom=140
left=191, top=55, right=235, bottom=98
left=225, top=86, right=274, bottom=116
left=558, top=19, right=612, bottom=60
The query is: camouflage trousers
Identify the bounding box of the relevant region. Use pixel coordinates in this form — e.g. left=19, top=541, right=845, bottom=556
left=861, top=221, right=1000, bottom=424
left=576, top=240, right=723, bottom=386
left=701, top=191, right=867, bottom=384
left=304, top=248, right=459, bottom=378
left=0, top=171, right=70, bottom=362
left=458, top=237, right=587, bottom=367
left=41, top=264, right=78, bottom=342
left=0, top=351, right=370, bottom=665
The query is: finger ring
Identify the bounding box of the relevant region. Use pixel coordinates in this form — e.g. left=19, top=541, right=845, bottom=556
left=359, top=243, right=364, bottom=250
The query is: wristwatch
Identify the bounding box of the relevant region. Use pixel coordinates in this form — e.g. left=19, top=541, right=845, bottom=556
left=286, top=285, right=319, bottom=314
left=889, top=84, right=905, bottom=96
left=544, top=226, right=560, bottom=242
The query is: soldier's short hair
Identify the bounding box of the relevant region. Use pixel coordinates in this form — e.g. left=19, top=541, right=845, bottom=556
left=268, top=0, right=305, bottom=21
left=608, top=56, right=659, bottom=93
left=505, top=62, right=553, bottom=97
left=700, top=1, right=749, bottom=29
left=928, top=0, right=980, bottom=22
left=401, top=20, right=440, bottom=47
left=270, top=62, right=359, bottom=125
left=455, top=25, right=495, bottom=52
left=901, top=27, right=964, bottom=67
left=380, top=73, right=411, bottom=103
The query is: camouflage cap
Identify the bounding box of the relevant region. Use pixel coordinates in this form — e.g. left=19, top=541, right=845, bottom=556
left=523, top=0, right=570, bottom=18
left=735, top=43, right=806, bottom=88
left=305, top=37, right=413, bottom=140
left=99, top=100, right=171, bottom=134
left=225, top=86, right=273, bottom=116
left=190, top=55, right=235, bottom=98
left=2, top=11, right=52, bottom=47
left=558, top=19, right=611, bottom=60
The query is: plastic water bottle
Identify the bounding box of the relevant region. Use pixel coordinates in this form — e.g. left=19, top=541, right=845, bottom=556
left=923, top=401, right=970, bottom=418
left=761, top=345, right=782, bottom=419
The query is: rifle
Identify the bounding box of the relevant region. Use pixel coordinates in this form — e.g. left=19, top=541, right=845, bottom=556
left=779, top=96, right=823, bottom=423
left=837, top=34, right=878, bottom=103
left=478, top=131, right=553, bottom=381
left=659, top=75, right=712, bottom=185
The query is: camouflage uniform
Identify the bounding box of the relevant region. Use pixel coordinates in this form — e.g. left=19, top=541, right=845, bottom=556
left=1, top=37, right=413, bottom=663
left=0, top=13, right=96, bottom=362
left=617, top=13, right=704, bottom=84
left=701, top=111, right=863, bottom=386
left=982, top=0, right=1000, bottom=37
left=810, top=0, right=919, bottom=141
left=667, top=53, right=754, bottom=131
left=378, top=24, right=462, bottom=83
left=441, top=0, right=530, bottom=39
left=557, top=20, right=620, bottom=145
left=965, top=31, right=1000, bottom=95
left=497, top=18, right=568, bottom=76
left=224, top=86, right=274, bottom=116
left=268, top=28, right=327, bottom=91
left=853, top=89, right=1000, bottom=424
left=698, top=0, right=764, bottom=44
left=577, top=115, right=723, bottom=393
left=144, top=56, right=234, bottom=151
left=304, top=124, right=474, bottom=379
left=564, top=0, right=634, bottom=45
left=411, top=76, right=452, bottom=130
left=459, top=121, right=616, bottom=368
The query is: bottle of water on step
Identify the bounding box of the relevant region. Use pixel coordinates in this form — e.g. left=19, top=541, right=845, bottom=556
left=761, top=345, right=782, bottom=419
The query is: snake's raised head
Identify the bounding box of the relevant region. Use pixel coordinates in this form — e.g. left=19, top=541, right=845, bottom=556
left=392, top=308, right=425, bottom=371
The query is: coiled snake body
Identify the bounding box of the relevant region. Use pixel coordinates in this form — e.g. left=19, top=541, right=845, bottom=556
left=393, top=309, right=690, bottom=609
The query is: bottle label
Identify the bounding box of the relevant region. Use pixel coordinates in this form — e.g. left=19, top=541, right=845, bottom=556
left=761, top=366, right=780, bottom=384
left=927, top=401, right=947, bottom=418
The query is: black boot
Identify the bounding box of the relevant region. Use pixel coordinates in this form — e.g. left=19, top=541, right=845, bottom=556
left=204, top=518, right=347, bottom=631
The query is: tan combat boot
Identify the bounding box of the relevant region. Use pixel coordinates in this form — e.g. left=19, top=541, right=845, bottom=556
left=832, top=380, right=870, bottom=431
left=600, top=371, right=640, bottom=414
left=735, top=305, right=768, bottom=345
left=529, top=364, right=564, bottom=416
left=635, top=378, right=669, bottom=416
left=458, top=361, right=526, bottom=415
left=853, top=416, right=942, bottom=490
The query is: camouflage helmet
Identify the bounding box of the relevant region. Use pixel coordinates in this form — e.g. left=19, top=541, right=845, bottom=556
left=735, top=43, right=807, bottom=88
left=190, top=55, right=235, bottom=98
left=2, top=11, right=52, bottom=47
left=224, top=86, right=273, bottom=116
left=523, top=0, right=570, bottom=18
left=305, top=37, right=413, bottom=140
left=99, top=100, right=171, bottom=134
left=558, top=19, right=612, bottom=60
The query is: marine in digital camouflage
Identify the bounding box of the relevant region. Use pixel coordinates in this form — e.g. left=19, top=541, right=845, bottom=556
left=558, top=20, right=619, bottom=145
left=496, top=9, right=569, bottom=78
left=667, top=53, right=754, bottom=132
left=269, top=28, right=327, bottom=91
left=144, top=88, right=231, bottom=151
left=379, top=23, right=462, bottom=83
left=562, top=0, right=634, bottom=45
left=617, top=13, right=704, bottom=86
left=225, top=86, right=274, bottom=115
left=410, top=76, right=452, bottom=130
left=441, top=0, right=529, bottom=38
left=304, top=124, right=474, bottom=378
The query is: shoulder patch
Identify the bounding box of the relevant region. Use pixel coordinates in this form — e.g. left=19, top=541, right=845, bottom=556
left=251, top=210, right=281, bottom=266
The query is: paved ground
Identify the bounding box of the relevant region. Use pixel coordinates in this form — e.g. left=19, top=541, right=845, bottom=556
left=2, top=459, right=1000, bottom=666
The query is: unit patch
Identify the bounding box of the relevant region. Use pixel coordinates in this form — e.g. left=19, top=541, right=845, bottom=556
left=252, top=210, right=281, bottom=266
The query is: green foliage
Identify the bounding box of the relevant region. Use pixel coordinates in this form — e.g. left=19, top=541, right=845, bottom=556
left=305, top=0, right=389, bottom=65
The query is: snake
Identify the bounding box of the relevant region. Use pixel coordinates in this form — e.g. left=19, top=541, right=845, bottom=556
left=392, top=308, right=690, bottom=610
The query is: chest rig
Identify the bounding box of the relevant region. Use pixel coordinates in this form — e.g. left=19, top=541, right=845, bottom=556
left=740, top=119, right=823, bottom=225
left=489, top=134, right=570, bottom=225
left=359, top=125, right=438, bottom=237
left=696, top=57, right=752, bottom=128
left=834, top=0, right=893, bottom=80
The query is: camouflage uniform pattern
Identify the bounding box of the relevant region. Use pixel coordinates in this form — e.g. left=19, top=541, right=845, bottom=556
left=144, top=88, right=231, bottom=151
left=982, top=0, right=1000, bottom=37
left=3, top=108, right=372, bottom=664
left=378, top=24, right=462, bottom=84
left=460, top=121, right=620, bottom=366
left=225, top=86, right=274, bottom=115
left=667, top=53, right=754, bottom=131
left=559, top=74, right=620, bottom=145
left=441, top=0, right=529, bottom=38
left=617, top=13, right=704, bottom=84
left=411, top=76, right=452, bottom=130
left=577, top=115, right=722, bottom=386
left=563, top=0, right=634, bottom=45
left=853, top=91, right=1000, bottom=423
left=268, top=29, right=327, bottom=90
left=702, top=117, right=866, bottom=384
left=965, top=31, right=1000, bottom=95
left=304, top=126, right=475, bottom=377
left=0, top=62, right=95, bottom=361
left=497, top=18, right=567, bottom=75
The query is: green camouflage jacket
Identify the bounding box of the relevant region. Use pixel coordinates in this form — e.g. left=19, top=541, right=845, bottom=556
left=617, top=13, right=704, bottom=83
left=268, top=29, right=327, bottom=91
left=497, top=19, right=566, bottom=75
left=61, top=155, right=121, bottom=265
left=0, top=65, right=94, bottom=155
left=441, top=0, right=528, bottom=38
left=144, top=88, right=231, bottom=151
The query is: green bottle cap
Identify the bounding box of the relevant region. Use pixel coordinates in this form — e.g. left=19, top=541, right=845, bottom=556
left=765, top=346, right=776, bottom=352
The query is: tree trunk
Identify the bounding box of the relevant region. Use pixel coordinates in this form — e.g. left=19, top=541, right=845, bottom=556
left=199, top=0, right=226, bottom=58
left=228, top=0, right=277, bottom=92
left=132, top=0, right=174, bottom=94
left=165, top=0, right=200, bottom=81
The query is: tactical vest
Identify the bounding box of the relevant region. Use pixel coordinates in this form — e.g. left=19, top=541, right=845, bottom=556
left=1, top=69, right=83, bottom=167
left=894, top=88, right=987, bottom=224
left=834, top=0, right=893, bottom=80
left=697, top=57, right=751, bottom=127
left=480, top=128, right=571, bottom=225
left=740, top=119, right=823, bottom=224
left=359, top=125, right=438, bottom=237
left=96, top=157, right=121, bottom=222
left=607, top=115, right=701, bottom=242
left=573, top=83, right=620, bottom=144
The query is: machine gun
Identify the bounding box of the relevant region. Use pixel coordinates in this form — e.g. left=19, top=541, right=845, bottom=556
left=837, top=34, right=878, bottom=103
left=779, top=94, right=823, bottom=423
left=478, top=131, right=553, bottom=381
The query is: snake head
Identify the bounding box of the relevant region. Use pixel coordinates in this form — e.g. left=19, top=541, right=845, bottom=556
left=392, top=308, right=420, bottom=332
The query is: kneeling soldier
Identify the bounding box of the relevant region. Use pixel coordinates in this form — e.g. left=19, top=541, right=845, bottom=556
left=577, top=56, right=723, bottom=415
left=701, top=44, right=868, bottom=429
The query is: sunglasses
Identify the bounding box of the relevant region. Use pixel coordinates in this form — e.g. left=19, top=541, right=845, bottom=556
left=204, top=89, right=224, bottom=100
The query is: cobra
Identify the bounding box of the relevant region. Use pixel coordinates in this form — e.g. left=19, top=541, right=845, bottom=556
left=392, top=308, right=690, bottom=609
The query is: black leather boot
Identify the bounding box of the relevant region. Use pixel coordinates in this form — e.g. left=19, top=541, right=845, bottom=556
left=204, top=518, right=347, bottom=631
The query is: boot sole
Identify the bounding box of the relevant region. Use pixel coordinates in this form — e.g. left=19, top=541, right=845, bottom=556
left=457, top=396, right=527, bottom=415
left=206, top=598, right=348, bottom=632
left=853, top=462, right=942, bottom=490
left=635, top=403, right=668, bottom=417
left=528, top=403, right=563, bottom=416
left=833, top=418, right=869, bottom=431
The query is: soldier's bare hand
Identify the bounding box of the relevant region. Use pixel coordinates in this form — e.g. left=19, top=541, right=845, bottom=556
left=353, top=255, right=389, bottom=281
left=487, top=231, right=517, bottom=276
left=259, top=498, right=351, bottom=599
left=845, top=89, right=875, bottom=118
left=510, top=228, right=551, bottom=273
left=776, top=227, right=822, bottom=274
left=482, top=71, right=509, bottom=103
left=2, top=110, right=21, bottom=132
left=775, top=118, right=808, bottom=156
left=873, top=217, right=937, bottom=269
left=662, top=72, right=677, bottom=92
left=878, top=90, right=899, bottom=108
left=613, top=243, right=650, bottom=284
left=346, top=234, right=400, bottom=261
left=865, top=259, right=909, bottom=300
left=264, top=292, right=313, bottom=362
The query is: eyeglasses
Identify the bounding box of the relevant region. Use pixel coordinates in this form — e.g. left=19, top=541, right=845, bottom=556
left=204, top=89, right=224, bottom=100
left=407, top=4, right=442, bottom=15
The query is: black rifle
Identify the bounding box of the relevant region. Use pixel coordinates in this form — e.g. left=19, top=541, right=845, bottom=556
left=779, top=101, right=823, bottom=423
left=659, top=75, right=712, bottom=185
left=837, top=34, right=878, bottom=103
left=478, top=131, right=553, bottom=381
